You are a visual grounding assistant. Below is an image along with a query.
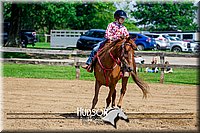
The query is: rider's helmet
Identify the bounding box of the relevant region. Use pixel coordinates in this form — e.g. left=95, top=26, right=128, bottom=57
left=114, top=10, right=128, bottom=20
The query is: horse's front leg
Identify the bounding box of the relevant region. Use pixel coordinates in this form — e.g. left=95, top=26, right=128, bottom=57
left=91, top=80, right=101, bottom=109
left=106, top=84, right=116, bottom=108
left=111, top=89, right=116, bottom=107
left=117, top=77, right=128, bottom=108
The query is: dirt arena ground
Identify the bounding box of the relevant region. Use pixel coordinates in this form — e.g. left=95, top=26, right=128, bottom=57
left=2, top=77, right=198, bottom=132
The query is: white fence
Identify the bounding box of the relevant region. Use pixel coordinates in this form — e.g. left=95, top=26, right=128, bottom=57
left=50, top=30, right=87, bottom=49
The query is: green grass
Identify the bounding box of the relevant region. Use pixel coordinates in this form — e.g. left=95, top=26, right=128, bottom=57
left=27, top=42, right=76, bottom=50
left=135, top=68, right=199, bottom=85
left=3, top=52, right=33, bottom=59
left=3, top=63, right=199, bottom=85
left=27, top=42, right=51, bottom=49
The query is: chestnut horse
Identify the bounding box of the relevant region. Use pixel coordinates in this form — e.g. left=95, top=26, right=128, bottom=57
left=91, top=37, right=149, bottom=109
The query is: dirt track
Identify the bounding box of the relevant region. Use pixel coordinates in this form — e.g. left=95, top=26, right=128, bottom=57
left=2, top=77, right=198, bottom=132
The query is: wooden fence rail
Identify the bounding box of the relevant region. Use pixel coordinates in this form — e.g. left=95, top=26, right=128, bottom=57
left=1, top=47, right=199, bottom=83
left=0, top=47, right=199, bottom=57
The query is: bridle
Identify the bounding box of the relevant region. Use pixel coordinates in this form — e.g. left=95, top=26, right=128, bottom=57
left=120, top=40, right=136, bottom=72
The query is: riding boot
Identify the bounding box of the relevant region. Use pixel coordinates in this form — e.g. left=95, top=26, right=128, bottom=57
left=81, top=64, right=89, bottom=69
left=86, top=63, right=93, bottom=73
left=87, top=55, right=98, bottom=73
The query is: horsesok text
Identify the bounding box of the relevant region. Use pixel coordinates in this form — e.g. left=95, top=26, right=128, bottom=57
left=77, top=107, right=108, bottom=117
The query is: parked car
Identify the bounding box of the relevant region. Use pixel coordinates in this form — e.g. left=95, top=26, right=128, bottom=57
left=20, top=30, right=37, bottom=47
left=171, top=36, right=199, bottom=53
left=171, top=36, right=182, bottom=41
left=76, top=29, right=106, bottom=50
left=76, top=29, right=155, bottom=50
left=144, top=33, right=170, bottom=50
left=167, top=36, right=193, bottom=52
left=3, top=32, right=8, bottom=44
left=3, top=22, right=37, bottom=48
left=129, top=32, right=155, bottom=50
left=194, top=43, right=200, bottom=53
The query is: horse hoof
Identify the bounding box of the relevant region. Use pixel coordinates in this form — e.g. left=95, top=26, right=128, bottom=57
left=117, top=105, right=121, bottom=108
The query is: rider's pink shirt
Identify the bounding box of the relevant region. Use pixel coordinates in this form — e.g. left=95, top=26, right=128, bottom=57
left=105, top=22, right=129, bottom=41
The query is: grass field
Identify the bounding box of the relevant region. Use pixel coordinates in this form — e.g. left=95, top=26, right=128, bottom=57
left=27, top=42, right=51, bottom=49
left=3, top=63, right=199, bottom=85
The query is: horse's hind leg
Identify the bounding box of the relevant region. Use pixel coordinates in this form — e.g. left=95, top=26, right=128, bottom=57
left=91, top=80, right=101, bottom=109
left=106, top=84, right=116, bottom=108
left=117, top=77, right=128, bottom=108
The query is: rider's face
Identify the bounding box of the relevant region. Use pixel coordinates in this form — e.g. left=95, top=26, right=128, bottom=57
left=118, top=17, right=125, bottom=24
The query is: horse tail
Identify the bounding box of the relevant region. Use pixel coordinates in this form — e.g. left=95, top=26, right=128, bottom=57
left=130, top=71, right=149, bottom=99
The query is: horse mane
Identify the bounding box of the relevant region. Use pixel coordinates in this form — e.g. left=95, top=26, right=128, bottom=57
left=98, top=39, right=124, bottom=57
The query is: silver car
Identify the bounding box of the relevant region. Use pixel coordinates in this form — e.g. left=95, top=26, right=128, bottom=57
left=144, top=33, right=170, bottom=50
left=167, top=36, right=193, bottom=52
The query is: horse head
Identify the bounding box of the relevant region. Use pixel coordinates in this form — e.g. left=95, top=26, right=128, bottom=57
left=117, top=108, right=129, bottom=122
left=117, top=37, right=137, bottom=73
left=102, top=107, right=129, bottom=128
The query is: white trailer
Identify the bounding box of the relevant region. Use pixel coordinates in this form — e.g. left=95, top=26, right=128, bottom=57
left=50, top=30, right=87, bottom=49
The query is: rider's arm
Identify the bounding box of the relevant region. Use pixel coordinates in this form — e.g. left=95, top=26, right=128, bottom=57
left=105, top=22, right=117, bottom=41
left=122, top=26, right=129, bottom=38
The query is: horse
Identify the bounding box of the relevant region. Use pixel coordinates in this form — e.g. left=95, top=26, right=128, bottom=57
left=91, top=36, right=149, bottom=109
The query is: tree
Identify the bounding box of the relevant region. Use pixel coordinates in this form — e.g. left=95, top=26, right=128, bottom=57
left=130, top=1, right=198, bottom=31
left=68, top=2, right=116, bottom=30
left=2, top=2, right=138, bottom=47
left=4, top=3, right=22, bottom=47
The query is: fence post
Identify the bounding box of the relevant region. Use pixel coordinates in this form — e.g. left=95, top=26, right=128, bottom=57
left=44, top=34, right=50, bottom=43
left=74, top=57, right=80, bottom=79
left=160, top=53, right=165, bottom=84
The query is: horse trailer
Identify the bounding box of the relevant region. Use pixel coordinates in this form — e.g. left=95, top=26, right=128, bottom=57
left=50, top=30, right=87, bottom=49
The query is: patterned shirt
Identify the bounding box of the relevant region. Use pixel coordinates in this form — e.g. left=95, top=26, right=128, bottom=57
left=105, top=22, right=129, bottom=41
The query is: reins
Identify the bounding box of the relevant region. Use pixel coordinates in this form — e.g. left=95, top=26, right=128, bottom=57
left=96, top=47, right=120, bottom=86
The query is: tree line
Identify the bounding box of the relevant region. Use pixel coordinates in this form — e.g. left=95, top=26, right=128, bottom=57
left=3, top=1, right=198, bottom=47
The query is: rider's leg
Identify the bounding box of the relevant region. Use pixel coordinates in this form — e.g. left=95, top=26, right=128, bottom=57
left=81, top=42, right=101, bottom=69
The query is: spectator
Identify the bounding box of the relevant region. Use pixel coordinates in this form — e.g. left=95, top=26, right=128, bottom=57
left=164, top=61, right=173, bottom=73
left=135, top=56, right=145, bottom=72
left=145, top=57, right=159, bottom=73
left=135, top=56, right=145, bottom=64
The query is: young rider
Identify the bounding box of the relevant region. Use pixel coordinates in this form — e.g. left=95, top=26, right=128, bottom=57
left=81, top=10, right=129, bottom=71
